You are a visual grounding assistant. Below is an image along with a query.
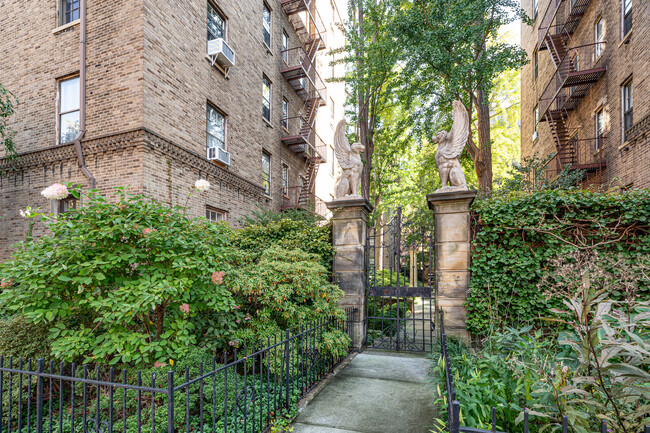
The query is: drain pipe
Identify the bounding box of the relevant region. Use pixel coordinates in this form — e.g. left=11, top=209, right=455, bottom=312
left=73, top=0, right=96, bottom=189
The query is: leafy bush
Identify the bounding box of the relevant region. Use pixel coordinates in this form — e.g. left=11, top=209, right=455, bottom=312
left=468, top=189, right=650, bottom=335
left=0, top=315, right=52, bottom=360
left=368, top=268, right=407, bottom=287
left=0, top=185, right=348, bottom=367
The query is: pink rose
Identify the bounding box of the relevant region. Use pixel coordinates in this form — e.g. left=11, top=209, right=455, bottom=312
left=211, top=271, right=225, bottom=284
left=179, top=303, right=190, bottom=314
left=142, top=227, right=157, bottom=235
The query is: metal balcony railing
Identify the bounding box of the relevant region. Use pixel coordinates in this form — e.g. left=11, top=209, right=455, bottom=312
left=281, top=46, right=327, bottom=104
left=280, top=116, right=327, bottom=162
left=543, top=136, right=606, bottom=182
left=281, top=186, right=327, bottom=217
left=538, top=0, right=594, bottom=50
left=280, top=0, right=328, bottom=48
left=538, top=42, right=606, bottom=121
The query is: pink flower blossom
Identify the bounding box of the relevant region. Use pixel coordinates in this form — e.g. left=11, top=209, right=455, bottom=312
left=211, top=271, right=225, bottom=284
left=195, top=179, right=211, bottom=192
left=0, top=279, right=12, bottom=288
left=179, top=303, right=190, bottom=314
left=41, top=183, right=69, bottom=200
left=229, top=341, right=235, bottom=346
left=245, top=316, right=252, bottom=321
left=233, top=305, right=241, bottom=310
left=142, top=227, right=157, bottom=235
left=153, top=361, right=166, bottom=368
left=236, top=319, right=240, bottom=323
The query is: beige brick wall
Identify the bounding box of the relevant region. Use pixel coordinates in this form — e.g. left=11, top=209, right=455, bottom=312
left=520, top=0, right=650, bottom=188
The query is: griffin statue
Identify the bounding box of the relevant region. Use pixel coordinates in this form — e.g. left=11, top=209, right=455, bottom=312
left=333, top=119, right=364, bottom=198
left=433, top=100, right=470, bottom=192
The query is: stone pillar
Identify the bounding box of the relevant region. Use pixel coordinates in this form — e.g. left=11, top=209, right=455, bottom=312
left=327, top=198, right=373, bottom=351
left=427, top=190, right=477, bottom=339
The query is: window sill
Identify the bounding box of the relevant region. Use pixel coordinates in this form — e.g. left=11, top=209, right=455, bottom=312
left=282, top=126, right=290, bottom=134
left=619, top=31, right=632, bottom=47
left=262, top=41, right=273, bottom=55
left=52, top=19, right=80, bottom=34
left=263, top=118, right=273, bottom=128
left=618, top=140, right=631, bottom=151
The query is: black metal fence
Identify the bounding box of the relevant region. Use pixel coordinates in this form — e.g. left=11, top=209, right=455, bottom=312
left=438, top=309, right=650, bottom=433
left=0, top=309, right=355, bottom=433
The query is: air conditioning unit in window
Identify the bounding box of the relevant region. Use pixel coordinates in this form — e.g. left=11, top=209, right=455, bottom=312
left=208, top=147, right=231, bottom=166
left=207, top=38, right=235, bottom=68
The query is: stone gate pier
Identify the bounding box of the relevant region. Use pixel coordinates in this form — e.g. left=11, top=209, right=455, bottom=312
left=428, top=190, right=476, bottom=339
left=326, top=198, right=373, bottom=351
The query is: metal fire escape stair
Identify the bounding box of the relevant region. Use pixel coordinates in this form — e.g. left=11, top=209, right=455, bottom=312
left=280, top=0, right=327, bottom=209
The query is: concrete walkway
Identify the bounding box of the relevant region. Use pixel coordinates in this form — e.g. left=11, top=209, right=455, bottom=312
left=291, top=351, right=436, bottom=433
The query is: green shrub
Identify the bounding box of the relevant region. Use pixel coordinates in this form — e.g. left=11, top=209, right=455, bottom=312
left=0, top=315, right=52, bottom=360
left=468, top=189, right=650, bottom=335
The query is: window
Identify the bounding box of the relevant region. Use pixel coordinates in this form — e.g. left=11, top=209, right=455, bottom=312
left=282, top=31, right=289, bottom=63
left=263, top=2, right=271, bottom=47
left=622, top=0, right=632, bottom=36
left=59, top=76, right=80, bottom=144
left=329, top=146, right=335, bottom=176
left=622, top=79, right=633, bottom=141
left=281, top=163, right=289, bottom=196
left=533, top=48, right=538, bottom=82
left=595, top=108, right=604, bottom=150
left=594, top=18, right=604, bottom=58
left=207, top=2, right=226, bottom=41
left=533, top=105, right=539, bottom=138
left=207, top=103, right=226, bottom=151
left=262, top=76, right=271, bottom=122
left=533, top=0, right=538, bottom=20
left=61, top=0, right=80, bottom=25
left=282, top=98, right=288, bottom=129
left=262, top=152, right=271, bottom=195
left=206, top=207, right=227, bottom=222
left=54, top=196, right=78, bottom=215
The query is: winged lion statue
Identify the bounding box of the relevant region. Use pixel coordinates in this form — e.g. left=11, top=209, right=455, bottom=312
left=433, top=100, right=470, bottom=192
left=333, top=119, right=364, bottom=199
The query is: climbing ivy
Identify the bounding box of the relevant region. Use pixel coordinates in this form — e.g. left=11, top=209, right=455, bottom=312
left=467, top=189, right=650, bottom=335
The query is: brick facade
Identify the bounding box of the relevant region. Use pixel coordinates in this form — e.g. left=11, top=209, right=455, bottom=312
left=520, top=0, right=650, bottom=189
left=0, top=0, right=345, bottom=260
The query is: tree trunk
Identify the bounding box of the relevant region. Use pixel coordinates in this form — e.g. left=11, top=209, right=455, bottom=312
left=474, top=88, right=493, bottom=196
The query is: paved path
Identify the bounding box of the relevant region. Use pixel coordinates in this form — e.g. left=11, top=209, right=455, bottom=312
left=290, top=351, right=436, bottom=433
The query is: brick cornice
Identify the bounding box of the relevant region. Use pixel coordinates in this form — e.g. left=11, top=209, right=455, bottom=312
left=0, top=128, right=264, bottom=198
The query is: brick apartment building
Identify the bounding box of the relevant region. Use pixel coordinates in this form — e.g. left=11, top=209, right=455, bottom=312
left=0, top=0, right=347, bottom=259
left=520, top=0, right=649, bottom=188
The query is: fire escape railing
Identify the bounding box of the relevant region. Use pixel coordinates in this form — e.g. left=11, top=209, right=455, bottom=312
left=281, top=46, right=328, bottom=105
left=544, top=136, right=606, bottom=182
left=538, top=0, right=594, bottom=51
left=538, top=42, right=606, bottom=122
left=280, top=0, right=328, bottom=48
left=281, top=116, right=327, bottom=162
left=281, top=186, right=327, bottom=216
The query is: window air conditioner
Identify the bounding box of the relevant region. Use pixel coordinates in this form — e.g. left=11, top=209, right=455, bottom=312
left=207, top=147, right=231, bottom=166
left=207, top=38, right=235, bottom=68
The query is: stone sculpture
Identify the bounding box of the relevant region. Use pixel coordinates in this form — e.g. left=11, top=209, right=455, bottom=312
left=433, top=100, right=470, bottom=192
left=334, top=119, right=364, bottom=198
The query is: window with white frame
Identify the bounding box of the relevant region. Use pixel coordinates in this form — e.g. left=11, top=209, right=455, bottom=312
left=61, top=0, right=80, bottom=25
left=282, top=31, right=289, bottom=63
left=533, top=47, right=538, bottom=82
left=207, top=2, right=226, bottom=41
left=282, top=98, right=288, bottom=129
left=263, top=2, right=271, bottom=47
left=262, top=152, right=271, bottom=195
left=207, top=103, right=226, bottom=153
left=622, top=0, right=632, bottom=37
left=595, top=108, right=604, bottom=150
left=262, top=76, right=272, bottom=122
left=533, top=0, right=538, bottom=20
left=622, top=78, right=633, bottom=142
left=533, top=105, right=539, bottom=139
left=59, top=76, right=80, bottom=144
left=595, top=17, right=604, bottom=58
left=206, top=207, right=227, bottom=222
left=281, top=163, right=289, bottom=196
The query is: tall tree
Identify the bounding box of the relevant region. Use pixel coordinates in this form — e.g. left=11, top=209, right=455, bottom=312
left=393, top=0, right=528, bottom=195
left=333, top=0, right=401, bottom=199
left=0, top=83, right=18, bottom=175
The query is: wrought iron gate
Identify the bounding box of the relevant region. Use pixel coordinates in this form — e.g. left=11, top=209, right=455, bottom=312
left=365, top=207, right=435, bottom=352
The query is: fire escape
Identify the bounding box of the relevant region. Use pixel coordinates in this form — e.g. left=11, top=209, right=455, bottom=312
left=537, top=0, right=607, bottom=183
left=279, top=0, right=328, bottom=211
